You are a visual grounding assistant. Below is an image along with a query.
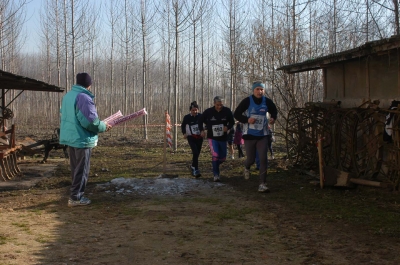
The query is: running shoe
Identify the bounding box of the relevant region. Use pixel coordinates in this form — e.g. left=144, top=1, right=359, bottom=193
left=68, top=197, right=91, bottom=207
left=258, top=184, right=270, bottom=193
left=244, top=168, right=250, bottom=180
left=194, top=170, right=201, bottom=178
left=213, top=175, right=220, bottom=182
left=190, top=166, right=196, bottom=176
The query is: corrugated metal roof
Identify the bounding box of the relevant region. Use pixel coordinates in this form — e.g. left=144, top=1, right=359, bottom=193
left=277, top=35, right=400, bottom=74
left=0, top=69, right=64, bottom=92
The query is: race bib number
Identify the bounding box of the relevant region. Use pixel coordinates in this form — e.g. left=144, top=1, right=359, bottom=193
left=249, top=115, right=265, bottom=131
left=212, top=124, right=224, bottom=137
left=190, top=124, right=200, bottom=135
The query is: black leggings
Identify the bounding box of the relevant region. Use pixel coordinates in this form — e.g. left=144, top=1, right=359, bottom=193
left=187, top=136, right=203, bottom=170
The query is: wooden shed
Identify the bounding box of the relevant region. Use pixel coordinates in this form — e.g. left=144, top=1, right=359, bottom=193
left=278, top=35, right=400, bottom=108
left=0, top=69, right=64, bottom=181
left=277, top=36, right=400, bottom=190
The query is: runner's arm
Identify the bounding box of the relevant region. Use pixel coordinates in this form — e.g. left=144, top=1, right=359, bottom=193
left=227, top=109, right=235, bottom=131
left=198, top=110, right=206, bottom=131
left=181, top=115, right=188, bottom=135
left=266, top=98, right=278, bottom=120
left=234, top=97, right=250, bottom=124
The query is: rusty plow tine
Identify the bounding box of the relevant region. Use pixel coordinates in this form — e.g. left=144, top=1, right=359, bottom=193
left=9, top=154, right=17, bottom=176
left=0, top=157, right=12, bottom=180
left=5, top=156, right=16, bottom=179
left=0, top=162, right=6, bottom=181
left=10, top=152, right=21, bottom=175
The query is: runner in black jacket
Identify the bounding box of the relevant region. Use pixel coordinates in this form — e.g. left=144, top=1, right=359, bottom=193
left=198, top=96, right=235, bottom=182
left=181, top=101, right=203, bottom=177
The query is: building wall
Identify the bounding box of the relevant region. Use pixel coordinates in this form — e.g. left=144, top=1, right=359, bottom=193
left=345, top=59, right=367, bottom=99
left=326, top=64, right=344, bottom=99
left=324, top=50, right=400, bottom=108
left=369, top=50, right=398, bottom=99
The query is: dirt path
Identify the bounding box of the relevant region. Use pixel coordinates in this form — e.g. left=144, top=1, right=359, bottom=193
left=1, top=144, right=400, bottom=265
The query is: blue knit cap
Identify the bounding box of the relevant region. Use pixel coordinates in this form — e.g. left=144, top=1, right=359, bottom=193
left=252, top=81, right=265, bottom=90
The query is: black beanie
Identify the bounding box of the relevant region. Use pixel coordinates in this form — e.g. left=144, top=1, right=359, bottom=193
left=76, top=73, right=92, bottom=88
left=190, top=101, right=199, bottom=110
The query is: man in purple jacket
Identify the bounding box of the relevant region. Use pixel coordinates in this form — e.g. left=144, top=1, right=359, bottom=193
left=60, top=73, right=112, bottom=207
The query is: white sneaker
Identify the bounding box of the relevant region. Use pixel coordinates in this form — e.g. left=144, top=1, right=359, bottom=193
left=258, top=184, right=270, bottom=193
left=231, top=155, right=234, bottom=160
left=194, top=169, right=201, bottom=178
left=213, top=175, right=220, bottom=182
left=68, top=197, right=91, bottom=207
left=244, top=168, right=250, bottom=180
left=190, top=166, right=196, bottom=175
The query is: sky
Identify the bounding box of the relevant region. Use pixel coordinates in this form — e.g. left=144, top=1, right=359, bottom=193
left=22, top=0, right=102, bottom=53
left=22, top=0, right=43, bottom=53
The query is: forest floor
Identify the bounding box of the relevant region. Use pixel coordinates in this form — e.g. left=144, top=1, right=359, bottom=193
left=0, top=135, right=400, bottom=265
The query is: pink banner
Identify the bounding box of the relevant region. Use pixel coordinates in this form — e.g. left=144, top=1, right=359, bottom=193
left=103, top=110, right=123, bottom=123
left=108, top=108, right=148, bottom=126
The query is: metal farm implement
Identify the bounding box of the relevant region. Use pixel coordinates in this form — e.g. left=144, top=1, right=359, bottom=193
left=0, top=124, right=22, bottom=181
left=0, top=69, right=65, bottom=182
left=19, top=128, right=69, bottom=163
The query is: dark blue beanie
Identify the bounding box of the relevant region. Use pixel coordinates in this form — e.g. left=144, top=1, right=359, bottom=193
left=76, top=73, right=92, bottom=88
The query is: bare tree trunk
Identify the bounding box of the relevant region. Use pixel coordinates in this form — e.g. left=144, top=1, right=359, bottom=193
left=107, top=0, right=117, bottom=118
left=271, top=0, right=276, bottom=104
left=55, top=0, right=61, bottom=87
left=393, top=0, right=399, bottom=35
left=333, top=0, right=337, bottom=53
left=141, top=0, right=148, bottom=140
left=123, top=0, right=129, bottom=134
left=366, top=0, right=369, bottom=41
left=0, top=24, right=4, bottom=70
left=54, top=0, right=62, bottom=120
left=229, top=0, right=236, bottom=109
left=201, top=17, right=205, bottom=109
left=63, top=0, right=69, bottom=90
left=222, top=0, right=245, bottom=109
left=193, top=23, right=196, bottom=101
left=173, top=1, right=179, bottom=151
left=71, top=0, right=76, bottom=82
left=167, top=5, right=172, bottom=113
left=170, top=0, right=193, bottom=151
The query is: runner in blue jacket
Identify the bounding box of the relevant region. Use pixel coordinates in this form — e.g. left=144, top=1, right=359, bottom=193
left=234, top=81, right=277, bottom=193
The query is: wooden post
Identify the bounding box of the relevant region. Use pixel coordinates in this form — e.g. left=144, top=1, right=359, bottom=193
left=163, top=110, right=167, bottom=174
left=318, top=135, right=324, bottom=189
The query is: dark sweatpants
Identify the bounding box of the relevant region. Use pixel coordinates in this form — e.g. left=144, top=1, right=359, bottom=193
left=187, top=136, right=203, bottom=170
left=69, top=146, right=92, bottom=201
left=244, top=137, right=269, bottom=184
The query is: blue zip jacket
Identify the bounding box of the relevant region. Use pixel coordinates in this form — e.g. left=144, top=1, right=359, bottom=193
left=59, top=84, right=107, bottom=148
